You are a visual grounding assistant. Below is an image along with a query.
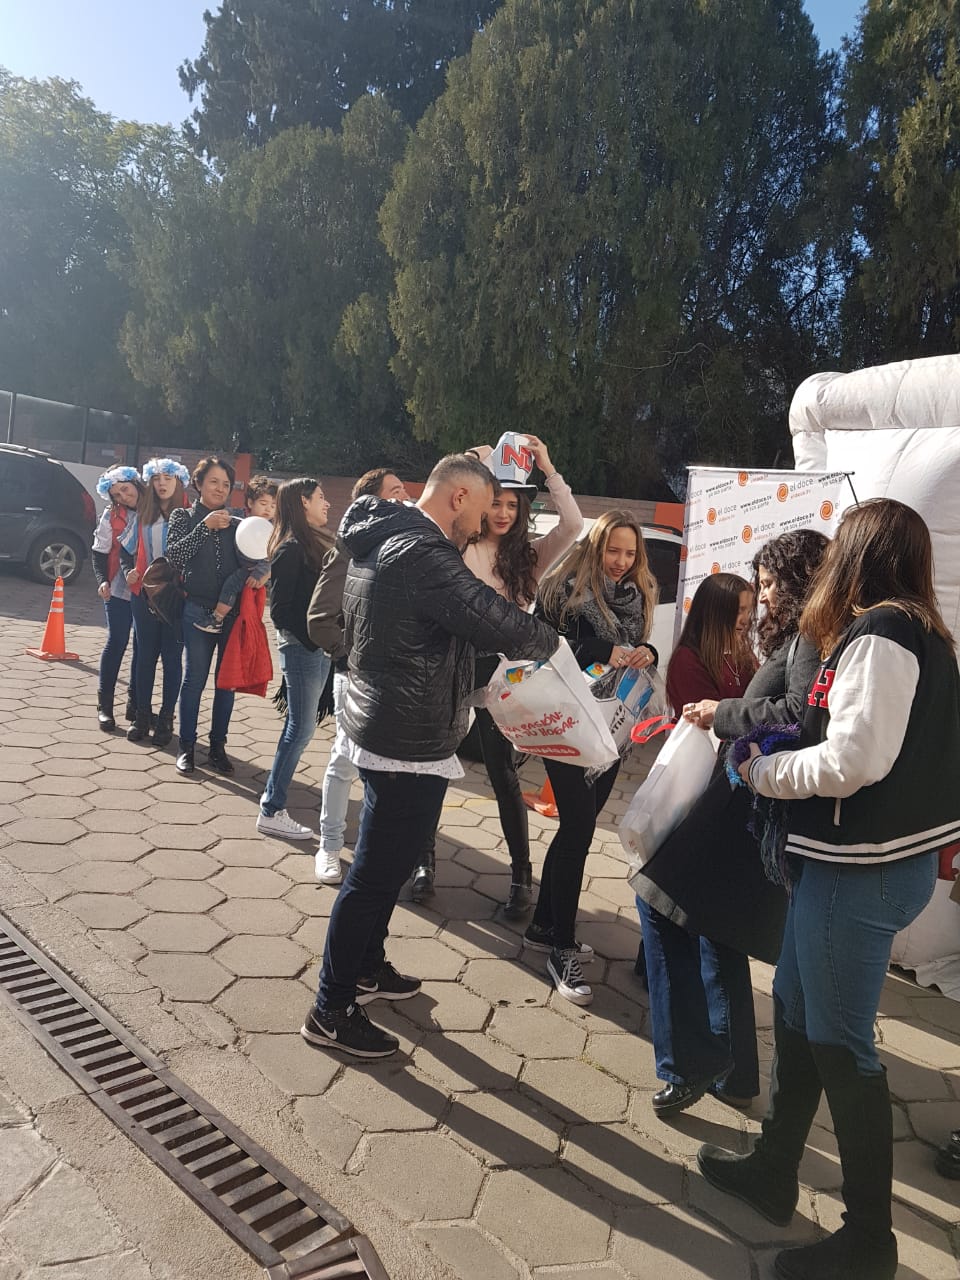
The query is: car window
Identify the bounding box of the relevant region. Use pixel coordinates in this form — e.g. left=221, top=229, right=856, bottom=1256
left=0, top=454, right=49, bottom=509
left=645, top=539, right=680, bottom=605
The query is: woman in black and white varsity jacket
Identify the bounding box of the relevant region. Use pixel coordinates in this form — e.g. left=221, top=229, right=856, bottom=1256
left=698, top=499, right=960, bottom=1280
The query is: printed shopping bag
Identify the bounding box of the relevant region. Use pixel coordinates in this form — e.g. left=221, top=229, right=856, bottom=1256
left=485, top=639, right=620, bottom=772
left=592, top=665, right=667, bottom=753
left=619, top=717, right=719, bottom=872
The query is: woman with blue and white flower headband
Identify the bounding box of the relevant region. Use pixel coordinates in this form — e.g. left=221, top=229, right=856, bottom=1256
left=119, top=458, right=191, bottom=747
left=92, top=466, right=144, bottom=731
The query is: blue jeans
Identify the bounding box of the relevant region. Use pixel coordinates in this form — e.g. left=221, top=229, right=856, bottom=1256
left=261, top=640, right=331, bottom=816
left=178, top=598, right=236, bottom=746
left=636, top=895, right=760, bottom=1096
left=130, top=591, right=183, bottom=714
left=315, top=769, right=448, bottom=1013
left=774, top=853, right=937, bottom=1074
left=99, top=596, right=137, bottom=701
left=319, top=671, right=359, bottom=851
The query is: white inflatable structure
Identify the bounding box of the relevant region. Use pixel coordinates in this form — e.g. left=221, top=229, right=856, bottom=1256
left=790, top=354, right=960, bottom=998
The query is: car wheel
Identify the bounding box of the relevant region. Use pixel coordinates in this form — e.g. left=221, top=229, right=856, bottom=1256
left=26, top=532, right=84, bottom=586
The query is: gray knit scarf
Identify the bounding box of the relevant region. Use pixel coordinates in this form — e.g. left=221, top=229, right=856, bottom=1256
left=575, top=578, right=649, bottom=646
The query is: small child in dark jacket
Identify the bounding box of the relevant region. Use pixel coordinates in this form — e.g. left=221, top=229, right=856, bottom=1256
left=194, top=476, right=278, bottom=633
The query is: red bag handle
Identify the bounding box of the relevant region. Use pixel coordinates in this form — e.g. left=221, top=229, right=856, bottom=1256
left=631, top=715, right=675, bottom=745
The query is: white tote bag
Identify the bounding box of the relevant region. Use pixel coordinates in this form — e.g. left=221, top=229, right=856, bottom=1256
left=619, top=718, right=719, bottom=874
left=485, top=639, right=620, bottom=771
left=593, top=665, right=667, bottom=753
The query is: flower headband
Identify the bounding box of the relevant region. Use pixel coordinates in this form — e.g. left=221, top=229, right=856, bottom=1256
left=142, top=458, right=191, bottom=488
left=96, top=465, right=142, bottom=500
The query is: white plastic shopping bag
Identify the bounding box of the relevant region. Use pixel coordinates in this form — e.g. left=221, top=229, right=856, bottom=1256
left=485, top=640, right=620, bottom=771
left=593, top=665, right=667, bottom=753
left=619, top=718, right=719, bottom=873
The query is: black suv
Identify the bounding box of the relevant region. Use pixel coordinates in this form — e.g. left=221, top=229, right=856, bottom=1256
left=0, top=446, right=96, bottom=585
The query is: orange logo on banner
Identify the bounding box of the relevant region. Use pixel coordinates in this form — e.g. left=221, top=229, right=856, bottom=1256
left=679, top=545, right=688, bottom=562
left=820, top=500, right=834, bottom=520
left=737, top=472, right=749, bottom=486
left=711, top=562, right=721, bottom=574
left=742, top=526, right=753, bottom=544
left=683, top=597, right=692, bottom=613
left=706, top=508, right=717, bottom=525
left=776, top=483, right=789, bottom=502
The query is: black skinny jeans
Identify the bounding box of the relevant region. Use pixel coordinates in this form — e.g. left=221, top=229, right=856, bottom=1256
left=474, top=706, right=530, bottom=873
left=531, top=756, right=621, bottom=949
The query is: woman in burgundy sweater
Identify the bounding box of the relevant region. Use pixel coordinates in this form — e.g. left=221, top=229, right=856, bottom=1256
left=640, top=572, right=758, bottom=1118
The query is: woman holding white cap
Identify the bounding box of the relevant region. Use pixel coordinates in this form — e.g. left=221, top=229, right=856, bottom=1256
left=91, top=466, right=144, bottom=732
left=458, top=433, right=584, bottom=918
left=120, top=458, right=190, bottom=747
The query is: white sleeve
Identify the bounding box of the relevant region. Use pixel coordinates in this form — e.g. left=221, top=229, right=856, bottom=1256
left=748, top=634, right=919, bottom=800
left=531, top=474, right=584, bottom=582
left=91, top=507, right=113, bottom=553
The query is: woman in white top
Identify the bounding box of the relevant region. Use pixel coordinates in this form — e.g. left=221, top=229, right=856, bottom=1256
left=457, top=435, right=583, bottom=918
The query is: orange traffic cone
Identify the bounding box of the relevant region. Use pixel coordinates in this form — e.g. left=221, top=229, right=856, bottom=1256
left=522, top=775, right=558, bottom=819
left=26, top=577, right=79, bottom=661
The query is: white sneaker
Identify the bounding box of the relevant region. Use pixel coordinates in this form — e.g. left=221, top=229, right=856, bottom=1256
left=315, top=849, right=342, bottom=885
left=547, top=947, right=593, bottom=1006
left=256, top=809, right=314, bottom=840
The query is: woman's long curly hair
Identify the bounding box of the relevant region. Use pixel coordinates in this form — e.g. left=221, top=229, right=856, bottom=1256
left=483, top=491, right=539, bottom=607
left=753, top=529, right=829, bottom=657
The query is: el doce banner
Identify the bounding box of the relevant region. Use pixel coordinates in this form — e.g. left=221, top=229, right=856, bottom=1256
left=677, top=468, right=857, bottom=638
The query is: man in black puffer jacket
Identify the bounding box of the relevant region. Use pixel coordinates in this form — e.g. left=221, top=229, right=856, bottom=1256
left=301, top=453, right=557, bottom=1060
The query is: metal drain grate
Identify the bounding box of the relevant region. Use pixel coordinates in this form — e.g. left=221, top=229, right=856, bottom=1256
left=0, top=914, right=388, bottom=1280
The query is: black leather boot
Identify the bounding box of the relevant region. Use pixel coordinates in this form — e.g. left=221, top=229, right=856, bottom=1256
left=97, top=693, right=115, bottom=733
left=124, top=689, right=136, bottom=723
left=175, top=740, right=195, bottom=775
left=127, top=708, right=152, bottom=743
left=503, top=862, right=533, bottom=920
left=207, top=741, right=234, bottom=775
left=153, top=710, right=174, bottom=748
left=773, top=1046, right=897, bottom=1280
left=411, top=844, right=436, bottom=900
left=698, top=1002, right=823, bottom=1226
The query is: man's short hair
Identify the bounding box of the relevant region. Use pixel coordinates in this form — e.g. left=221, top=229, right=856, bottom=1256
left=425, top=453, right=500, bottom=495
left=352, top=467, right=396, bottom=501
left=246, top=474, right=279, bottom=505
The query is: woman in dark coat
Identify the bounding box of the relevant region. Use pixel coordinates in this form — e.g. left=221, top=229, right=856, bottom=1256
left=631, top=529, right=828, bottom=1115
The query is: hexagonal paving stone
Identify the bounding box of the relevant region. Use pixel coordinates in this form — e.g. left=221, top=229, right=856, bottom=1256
left=385, top=937, right=466, bottom=982
left=478, top=1167, right=612, bottom=1266
left=688, top=1166, right=818, bottom=1247
left=283, top=884, right=337, bottom=917
left=446, top=1088, right=562, bottom=1167
left=461, top=958, right=550, bottom=1008
left=130, top=913, right=228, bottom=953
left=1, top=843, right=78, bottom=874
left=325, top=1066, right=440, bottom=1132
left=64, top=893, right=147, bottom=929
left=585, top=1032, right=660, bottom=1091
left=211, top=839, right=287, bottom=869
left=611, top=1202, right=752, bottom=1280
left=522, top=1058, right=629, bottom=1123
left=76, top=810, right=154, bottom=835
left=67, top=833, right=152, bottom=863
left=148, top=783, right=216, bottom=804
left=488, top=1006, right=587, bottom=1059
left=214, top=936, right=310, bottom=977
left=274, top=853, right=316, bottom=885
left=413, top=1225, right=520, bottom=1280
left=133, top=880, right=225, bottom=914
left=138, top=953, right=231, bottom=1001
left=63, top=860, right=151, bottom=895
left=35, top=758, right=101, bottom=777
left=547, top=982, right=644, bottom=1037
left=442, top=919, right=522, bottom=959
left=248, top=1033, right=340, bottom=1096
left=358, top=1132, right=484, bottom=1221
left=211, top=867, right=290, bottom=898
left=576, top=919, right=642, bottom=961
left=881, top=1019, right=960, bottom=1071
left=15, top=795, right=87, bottom=820
left=413, top=1032, right=522, bottom=1093
left=138, top=849, right=223, bottom=881
left=296, top=1097, right=364, bottom=1171
left=212, top=898, right=303, bottom=936
left=396, top=981, right=491, bottom=1032
left=4, top=817, right=85, bottom=845
left=563, top=1122, right=683, bottom=1206
left=217, top=978, right=310, bottom=1032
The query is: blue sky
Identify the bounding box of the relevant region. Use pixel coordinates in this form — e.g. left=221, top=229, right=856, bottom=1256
left=0, top=0, right=864, bottom=126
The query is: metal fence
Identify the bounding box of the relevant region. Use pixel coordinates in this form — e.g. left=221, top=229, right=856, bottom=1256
left=1, top=388, right=139, bottom=467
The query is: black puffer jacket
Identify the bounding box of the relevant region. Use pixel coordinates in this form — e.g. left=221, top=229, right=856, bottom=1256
left=339, top=498, right=557, bottom=761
